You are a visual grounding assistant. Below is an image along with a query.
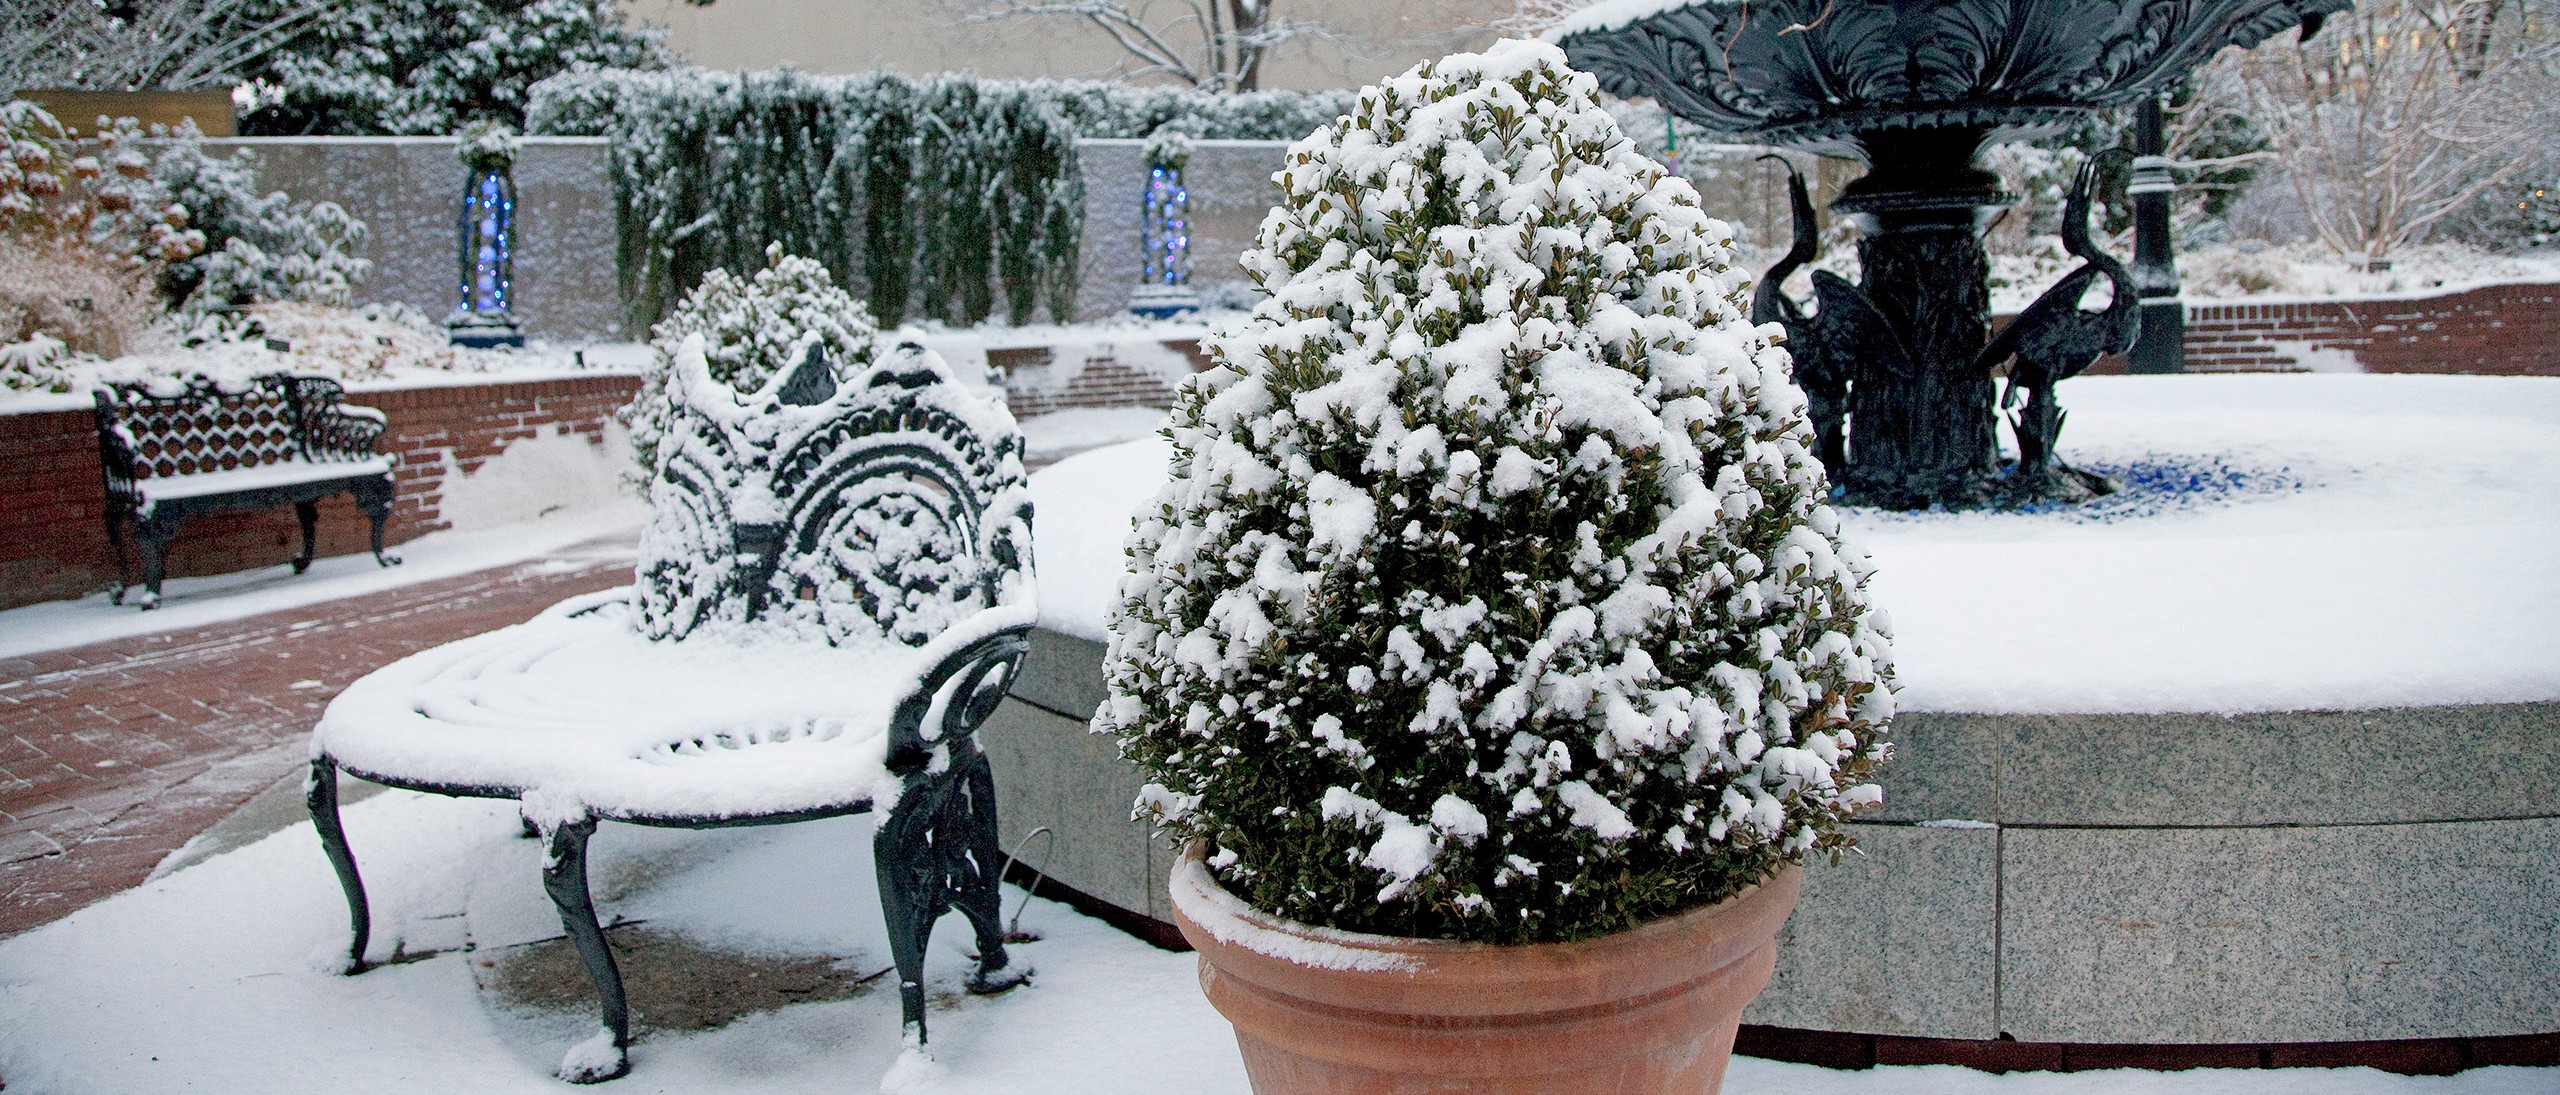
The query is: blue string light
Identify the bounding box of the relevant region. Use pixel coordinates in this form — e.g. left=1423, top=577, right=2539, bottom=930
left=460, top=168, right=515, bottom=317
left=1143, top=165, right=1190, bottom=288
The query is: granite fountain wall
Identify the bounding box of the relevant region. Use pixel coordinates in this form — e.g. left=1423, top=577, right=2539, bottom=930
left=984, top=628, right=2560, bottom=1065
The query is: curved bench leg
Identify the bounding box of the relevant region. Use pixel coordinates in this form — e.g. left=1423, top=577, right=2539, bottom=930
left=874, top=781, right=947, bottom=1049
left=355, top=477, right=400, bottom=567
left=135, top=509, right=181, bottom=610
left=306, top=757, right=370, bottom=974
left=874, top=751, right=1028, bottom=1050
left=952, top=755, right=1027, bottom=997
left=292, top=499, right=320, bottom=574
left=103, top=505, right=133, bottom=605
left=540, top=815, right=630, bottom=1083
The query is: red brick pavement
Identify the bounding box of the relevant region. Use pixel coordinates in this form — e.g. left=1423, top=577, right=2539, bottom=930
left=0, top=545, right=635, bottom=938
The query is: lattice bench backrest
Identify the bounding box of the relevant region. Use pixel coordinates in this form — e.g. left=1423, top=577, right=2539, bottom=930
left=93, top=374, right=376, bottom=490
left=634, top=336, right=1033, bottom=649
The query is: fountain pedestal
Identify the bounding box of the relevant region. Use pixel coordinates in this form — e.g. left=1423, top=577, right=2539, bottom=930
left=1832, top=130, right=2009, bottom=507
left=1555, top=0, right=2348, bottom=507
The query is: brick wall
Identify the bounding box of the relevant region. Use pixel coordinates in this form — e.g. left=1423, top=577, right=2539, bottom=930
left=2177, top=281, right=2560, bottom=375
left=2068, top=280, right=2560, bottom=376
left=0, top=373, right=640, bottom=611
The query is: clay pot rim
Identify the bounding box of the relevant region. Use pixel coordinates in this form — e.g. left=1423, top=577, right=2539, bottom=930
left=1170, top=839, right=1803, bottom=1016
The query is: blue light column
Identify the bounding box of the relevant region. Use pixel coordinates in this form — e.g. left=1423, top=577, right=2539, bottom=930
left=448, top=123, right=525, bottom=348
left=1132, top=130, right=1199, bottom=318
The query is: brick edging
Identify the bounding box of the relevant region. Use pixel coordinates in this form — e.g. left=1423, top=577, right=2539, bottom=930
left=1734, top=1024, right=2560, bottom=1076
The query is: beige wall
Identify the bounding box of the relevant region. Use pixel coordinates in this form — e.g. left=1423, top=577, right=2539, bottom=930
left=625, top=0, right=1509, bottom=91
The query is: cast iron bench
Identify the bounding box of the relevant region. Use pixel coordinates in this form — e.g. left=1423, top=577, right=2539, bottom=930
left=307, top=337, right=1036, bottom=1083
left=92, top=373, right=399, bottom=608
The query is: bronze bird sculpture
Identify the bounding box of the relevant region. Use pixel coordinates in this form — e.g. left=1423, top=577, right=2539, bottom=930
left=1974, top=148, right=2140, bottom=501
left=1750, top=157, right=1913, bottom=485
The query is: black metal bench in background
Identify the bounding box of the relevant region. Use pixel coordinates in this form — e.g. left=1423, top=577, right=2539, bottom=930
left=92, top=373, right=400, bottom=608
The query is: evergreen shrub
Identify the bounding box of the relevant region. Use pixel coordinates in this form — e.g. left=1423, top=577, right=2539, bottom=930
left=525, top=68, right=1357, bottom=334
left=527, top=69, right=1088, bottom=335
left=238, top=0, right=674, bottom=136
left=1095, top=40, right=1895, bottom=944
left=151, top=123, right=369, bottom=313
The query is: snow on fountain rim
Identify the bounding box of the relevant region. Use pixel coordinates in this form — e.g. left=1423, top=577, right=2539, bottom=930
left=1030, top=373, right=2560, bottom=716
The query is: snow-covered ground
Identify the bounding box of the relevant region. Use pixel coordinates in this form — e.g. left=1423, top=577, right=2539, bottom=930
left=3, top=373, right=2555, bottom=1089
left=0, top=397, right=1159, bottom=661
left=1032, top=374, right=2560, bottom=714
left=0, top=786, right=2549, bottom=1094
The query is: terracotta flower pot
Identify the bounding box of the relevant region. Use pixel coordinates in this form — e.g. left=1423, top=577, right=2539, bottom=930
left=1169, top=842, right=1802, bottom=1094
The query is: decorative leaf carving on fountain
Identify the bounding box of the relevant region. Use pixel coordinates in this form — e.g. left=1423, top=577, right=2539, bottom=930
left=1556, top=0, right=2352, bottom=151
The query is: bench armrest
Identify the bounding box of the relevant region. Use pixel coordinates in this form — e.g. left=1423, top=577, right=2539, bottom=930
left=304, top=405, right=390, bottom=462
left=91, top=391, right=143, bottom=502
left=884, top=607, right=1038, bottom=776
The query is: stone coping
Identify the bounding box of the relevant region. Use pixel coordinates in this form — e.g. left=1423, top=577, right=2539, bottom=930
left=1011, top=629, right=2560, bottom=831
left=988, top=626, right=2560, bottom=1058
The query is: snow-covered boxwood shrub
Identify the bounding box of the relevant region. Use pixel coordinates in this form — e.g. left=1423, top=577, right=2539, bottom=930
left=1095, top=40, right=1895, bottom=945
left=629, top=245, right=886, bottom=481
left=237, top=0, right=674, bottom=136
left=150, top=124, right=369, bottom=312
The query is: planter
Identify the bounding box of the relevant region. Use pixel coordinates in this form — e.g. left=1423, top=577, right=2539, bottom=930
left=1169, top=842, right=1802, bottom=1094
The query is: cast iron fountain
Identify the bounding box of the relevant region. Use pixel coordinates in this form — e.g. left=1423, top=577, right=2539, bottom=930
left=1555, top=0, right=2347, bottom=509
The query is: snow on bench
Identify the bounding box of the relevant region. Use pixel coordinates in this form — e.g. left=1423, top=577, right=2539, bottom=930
left=92, top=373, right=398, bottom=607
left=308, top=337, right=1036, bottom=1083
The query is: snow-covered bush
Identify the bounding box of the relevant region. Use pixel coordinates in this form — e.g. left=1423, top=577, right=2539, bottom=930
left=1, top=103, right=200, bottom=386
left=1, top=104, right=201, bottom=276
left=237, top=0, right=674, bottom=135
left=630, top=245, right=887, bottom=481
left=1095, top=40, right=1894, bottom=944
left=529, top=68, right=1085, bottom=334
left=150, top=123, right=368, bottom=312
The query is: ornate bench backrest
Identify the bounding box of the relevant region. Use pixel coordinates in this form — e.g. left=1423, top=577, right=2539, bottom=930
left=93, top=374, right=387, bottom=497
left=635, top=336, right=1033, bottom=648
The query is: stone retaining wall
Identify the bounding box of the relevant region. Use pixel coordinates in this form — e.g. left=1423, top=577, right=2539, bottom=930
left=0, top=373, right=640, bottom=610
left=203, top=137, right=623, bottom=342
left=987, top=626, right=2560, bottom=1055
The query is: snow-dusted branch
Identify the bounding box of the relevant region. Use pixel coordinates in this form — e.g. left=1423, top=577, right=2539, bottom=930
left=954, top=0, right=1328, bottom=91
left=0, top=0, right=330, bottom=94
left=2193, top=0, right=2554, bottom=260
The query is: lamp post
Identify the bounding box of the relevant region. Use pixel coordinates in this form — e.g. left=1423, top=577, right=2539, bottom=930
left=1131, top=128, right=1199, bottom=319
left=2128, top=96, right=2186, bottom=374
left=447, top=122, right=524, bottom=348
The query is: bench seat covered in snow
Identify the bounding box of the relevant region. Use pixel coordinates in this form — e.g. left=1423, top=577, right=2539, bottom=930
left=308, top=338, right=1036, bottom=1083
left=93, top=373, right=399, bottom=607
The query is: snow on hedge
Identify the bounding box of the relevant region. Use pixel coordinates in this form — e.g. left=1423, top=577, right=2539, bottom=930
left=1095, top=39, right=1893, bottom=944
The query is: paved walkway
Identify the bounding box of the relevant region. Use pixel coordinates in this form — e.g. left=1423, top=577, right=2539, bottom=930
left=0, top=541, right=635, bottom=938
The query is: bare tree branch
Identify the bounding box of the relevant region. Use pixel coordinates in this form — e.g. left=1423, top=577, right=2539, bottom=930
left=1, top=0, right=332, bottom=95
left=955, top=0, right=1328, bottom=91
left=2192, top=0, right=2552, bottom=260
